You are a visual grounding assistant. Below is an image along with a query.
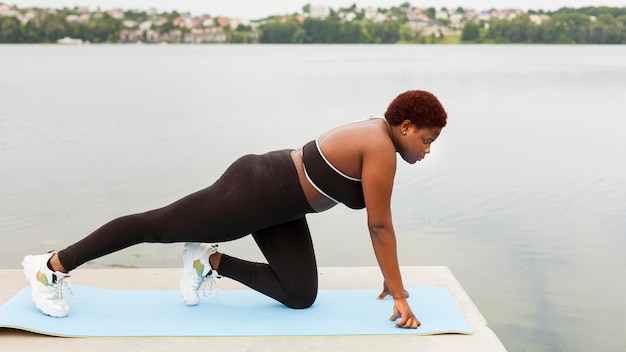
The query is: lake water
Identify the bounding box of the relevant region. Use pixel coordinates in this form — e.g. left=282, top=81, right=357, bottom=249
left=1, top=44, right=625, bottom=351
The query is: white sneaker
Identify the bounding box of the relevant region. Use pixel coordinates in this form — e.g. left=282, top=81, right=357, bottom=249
left=22, top=252, right=72, bottom=318
left=180, top=242, right=220, bottom=306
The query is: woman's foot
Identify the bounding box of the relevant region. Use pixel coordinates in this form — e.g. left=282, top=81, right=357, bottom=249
left=179, top=243, right=220, bottom=306
left=22, top=252, right=72, bottom=317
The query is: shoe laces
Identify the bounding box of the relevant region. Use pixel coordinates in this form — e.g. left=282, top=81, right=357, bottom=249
left=199, top=269, right=221, bottom=299
left=52, top=273, right=75, bottom=301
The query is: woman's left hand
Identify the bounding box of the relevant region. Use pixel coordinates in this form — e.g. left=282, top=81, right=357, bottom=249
left=376, top=280, right=409, bottom=300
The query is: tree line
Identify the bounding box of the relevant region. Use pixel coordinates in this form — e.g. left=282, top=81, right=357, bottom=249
left=258, top=19, right=401, bottom=44
left=1, top=6, right=625, bottom=44
left=462, top=7, right=626, bottom=44
left=1, top=10, right=123, bottom=43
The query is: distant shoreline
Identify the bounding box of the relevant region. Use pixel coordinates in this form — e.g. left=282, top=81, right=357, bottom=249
left=1, top=4, right=625, bottom=44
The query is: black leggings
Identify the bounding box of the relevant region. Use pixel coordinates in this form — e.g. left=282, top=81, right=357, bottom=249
left=57, top=149, right=318, bottom=309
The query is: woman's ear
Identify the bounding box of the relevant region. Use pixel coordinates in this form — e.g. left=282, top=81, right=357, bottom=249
left=401, top=119, right=412, bottom=135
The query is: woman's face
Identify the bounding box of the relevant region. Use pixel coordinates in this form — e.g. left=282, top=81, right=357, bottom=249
left=396, top=124, right=442, bottom=164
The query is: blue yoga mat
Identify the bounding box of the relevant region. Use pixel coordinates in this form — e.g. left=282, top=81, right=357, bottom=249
left=0, top=285, right=472, bottom=337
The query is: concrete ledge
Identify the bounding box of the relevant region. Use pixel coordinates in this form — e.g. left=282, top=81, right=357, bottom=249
left=0, top=266, right=507, bottom=351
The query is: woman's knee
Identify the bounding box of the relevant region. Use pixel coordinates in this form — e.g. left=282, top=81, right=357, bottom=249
left=284, top=287, right=317, bottom=309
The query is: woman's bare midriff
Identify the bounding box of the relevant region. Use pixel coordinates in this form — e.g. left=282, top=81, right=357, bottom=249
left=291, top=149, right=337, bottom=212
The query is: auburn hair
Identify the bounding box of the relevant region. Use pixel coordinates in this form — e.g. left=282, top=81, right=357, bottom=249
left=384, top=90, right=447, bottom=128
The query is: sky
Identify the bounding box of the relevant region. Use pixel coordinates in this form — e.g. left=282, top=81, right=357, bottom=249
left=6, top=0, right=626, bottom=18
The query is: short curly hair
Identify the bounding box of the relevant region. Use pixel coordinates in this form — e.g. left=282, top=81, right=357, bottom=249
left=384, top=90, right=447, bottom=129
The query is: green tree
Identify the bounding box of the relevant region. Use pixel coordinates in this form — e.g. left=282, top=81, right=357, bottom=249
left=0, top=17, right=23, bottom=43
left=88, top=13, right=121, bottom=43
left=355, top=9, right=365, bottom=21
left=461, top=22, right=480, bottom=41
left=259, top=22, right=298, bottom=43
left=544, top=13, right=591, bottom=43
left=389, top=6, right=408, bottom=22
left=230, top=31, right=246, bottom=43
left=292, top=27, right=306, bottom=43
left=426, top=7, right=436, bottom=19
left=301, top=18, right=327, bottom=43
left=165, top=11, right=180, bottom=21
left=365, top=21, right=400, bottom=43
left=589, top=13, right=626, bottom=43
left=509, top=15, right=537, bottom=42
left=338, top=21, right=366, bottom=43
left=22, top=20, right=43, bottom=43
left=231, top=24, right=253, bottom=43
left=160, top=19, right=176, bottom=33
left=319, top=18, right=341, bottom=42
left=297, top=18, right=367, bottom=43
left=42, top=15, right=69, bottom=42
left=400, top=22, right=420, bottom=42
left=487, top=15, right=538, bottom=43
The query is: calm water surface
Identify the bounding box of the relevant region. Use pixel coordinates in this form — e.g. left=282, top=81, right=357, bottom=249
left=1, top=44, right=625, bottom=352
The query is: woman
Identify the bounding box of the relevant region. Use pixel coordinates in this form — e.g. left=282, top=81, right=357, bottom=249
left=22, top=90, right=447, bottom=329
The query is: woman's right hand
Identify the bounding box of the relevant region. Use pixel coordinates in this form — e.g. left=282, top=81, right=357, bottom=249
left=376, top=281, right=418, bottom=328
left=390, top=297, right=421, bottom=329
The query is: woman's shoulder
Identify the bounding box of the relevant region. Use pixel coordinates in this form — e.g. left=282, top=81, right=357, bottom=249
left=326, top=119, right=393, bottom=150
left=318, top=119, right=396, bottom=171
left=321, top=118, right=391, bottom=143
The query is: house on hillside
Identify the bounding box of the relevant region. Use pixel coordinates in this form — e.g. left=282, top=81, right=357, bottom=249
left=405, top=18, right=460, bottom=38
left=120, top=29, right=143, bottom=42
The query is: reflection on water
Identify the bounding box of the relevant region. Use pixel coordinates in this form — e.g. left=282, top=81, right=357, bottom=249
left=1, top=45, right=625, bottom=351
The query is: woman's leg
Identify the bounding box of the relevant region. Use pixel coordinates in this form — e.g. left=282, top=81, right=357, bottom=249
left=55, top=192, right=242, bottom=272
left=218, top=217, right=318, bottom=309
left=56, top=149, right=312, bottom=272
left=24, top=148, right=315, bottom=317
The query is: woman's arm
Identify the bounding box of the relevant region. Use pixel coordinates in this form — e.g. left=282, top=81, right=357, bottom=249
left=361, top=138, right=420, bottom=329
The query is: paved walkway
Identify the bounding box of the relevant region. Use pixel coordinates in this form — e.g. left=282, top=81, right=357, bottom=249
left=0, top=266, right=507, bottom=351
